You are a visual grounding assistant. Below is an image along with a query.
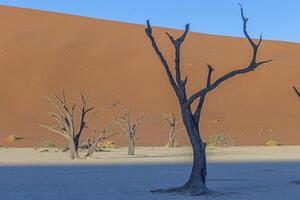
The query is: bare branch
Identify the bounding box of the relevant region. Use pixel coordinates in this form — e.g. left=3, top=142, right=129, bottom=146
left=176, top=24, right=190, bottom=46
left=186, top=6, right=272, bottom=107
left=41, top=92, right=75, bottom=136
left=85, top=101, right=120, bottom=124
left=47, top=112, right=69, bottom=131
left=116, top=107, right=134, bottom=134
left=62, top=90, right=68, bottom=111
left=93, top=120, right=117, bottom=142
left=183, top=76, right=188, bottom=86
left=165, top=32, right=175, bottom=44
left=71, top=101, right=77, bottom=116
left=41, top=95, right=66, bottom=117
left=132, top=113, right=144, bottom=134
left=166, top=24, right=190, bottom=98
left=53, top=91, right=70, bottom=114
left=102, top=132, right=119, bottom=140
left=161, top=113, right=177, bottom=127
left=173, top=127, right=185, bottom=138
left=193, top=64, right=214, bottom=122
left=165, top=23, right=189, bottom=46
left=75, top=94, right=95, bottom=139
left=145, top=20, right=179, bottom=96
left=39, top=124, right=69, bottom=139
left=293, top=86, right=300, bottom=98
left=238, top=4, right=256, bottom=49
left=113, top=120, right=127, bottom=134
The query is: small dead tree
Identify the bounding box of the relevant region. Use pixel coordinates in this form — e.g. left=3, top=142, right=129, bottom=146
left=114, top=107, right=144, bottom=155
left=145, top=5, right=271, bottom=195
left=40, top=91, right=96, bottom=159
left=84, top=120, right=119, bottom=159
left=161, top=113, right=184, bottom=147
left=40, top=91, right=117, bottom=159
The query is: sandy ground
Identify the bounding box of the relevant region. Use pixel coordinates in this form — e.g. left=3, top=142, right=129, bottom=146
left=1, top=146, right=300, bottom=165
left=0, top=146, right=300, bottom=200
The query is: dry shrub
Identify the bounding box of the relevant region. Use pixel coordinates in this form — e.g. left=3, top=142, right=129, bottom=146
left=97, top=140, right=118, bottom=149
left=4, top=134, right=17, bottom=143
left=207, top=134, right=233, bottom=147
left=43, top=140, right=55, bottom=148
left=265, top=139, right=278, bottom=146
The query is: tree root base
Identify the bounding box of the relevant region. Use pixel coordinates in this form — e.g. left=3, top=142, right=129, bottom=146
left=151, top=185, right=210, bottom=196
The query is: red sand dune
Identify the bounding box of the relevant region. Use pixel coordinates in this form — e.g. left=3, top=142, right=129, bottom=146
left=0, top=6, right=300, bottom=147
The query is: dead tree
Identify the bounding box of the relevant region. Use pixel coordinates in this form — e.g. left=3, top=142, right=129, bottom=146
left=145, top=5, right=271, bottom=195
left=84, top=120, right=118, bottom=158
left=114, top=107, right=144, bottom=155
left=40, top=91, right=117, bottom=159
left=161, top=113, right=184, bottom=147
left=40, top=92, right=96, bottom=159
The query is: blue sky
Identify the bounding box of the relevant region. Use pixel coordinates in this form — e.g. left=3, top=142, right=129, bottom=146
left=0, top=0, right=299, bottom=43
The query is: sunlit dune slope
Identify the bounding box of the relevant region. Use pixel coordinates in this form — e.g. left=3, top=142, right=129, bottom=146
left=0, top=6, right=299, bottom=147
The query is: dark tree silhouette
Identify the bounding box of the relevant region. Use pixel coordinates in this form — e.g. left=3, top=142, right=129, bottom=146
left=145, top=6, right=271, bottom=195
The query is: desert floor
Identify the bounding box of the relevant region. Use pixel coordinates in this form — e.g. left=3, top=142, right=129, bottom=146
left=0, top=146, right=300, bottom=200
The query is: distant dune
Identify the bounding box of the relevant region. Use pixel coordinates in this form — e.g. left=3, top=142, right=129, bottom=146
left=0, top=5, right=299, bottom=147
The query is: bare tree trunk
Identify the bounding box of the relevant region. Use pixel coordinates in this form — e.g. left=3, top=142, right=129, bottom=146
left=84, top=144, right=96, bottom=158
left=168, top=137, right=175, bottom=148
left=128, top=134, right=135, bottom=155
left=168, top=127, right=175, bottom=147
left=153, top=109, right=208, bottom=195
left=179, top=108, right=208, bottom=195
left=69, top=139, right=80, bottom=159
left=183, top=144, right=207, bottom=194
